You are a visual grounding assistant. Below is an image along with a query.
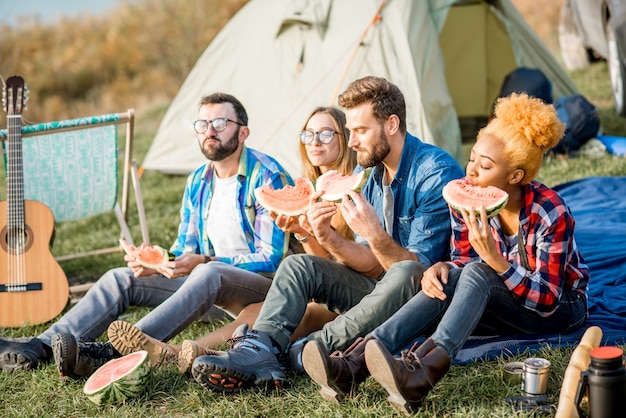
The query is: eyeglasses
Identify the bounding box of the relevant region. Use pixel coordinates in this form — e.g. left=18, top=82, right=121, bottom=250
left=299, top=129, right=337, bottom=145
left=193, top=118, right=244, bottom=134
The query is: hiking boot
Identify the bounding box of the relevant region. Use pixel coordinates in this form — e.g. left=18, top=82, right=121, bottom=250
left=51, top=333, right=120, bottom=379
left=178, top=340, right=222, bottom=374
left=0, top=337, right=51, bottom=373
left=107, top=320, right=176, bottom=367
left=365, top=338, right=451, bottom=414
left=302, top=336, right=370, bottom=402
left=191, top=324, right=286, bottom=393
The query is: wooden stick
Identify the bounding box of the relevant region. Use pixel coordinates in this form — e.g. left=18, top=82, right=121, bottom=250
left=555, top=326, right=603, bottom=418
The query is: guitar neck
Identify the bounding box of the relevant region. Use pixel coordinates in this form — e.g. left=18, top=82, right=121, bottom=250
left=6, top=113, right=25, bottom=230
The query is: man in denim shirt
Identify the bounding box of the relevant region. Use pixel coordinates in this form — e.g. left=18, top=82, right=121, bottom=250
left=191, top=76, right=464, bottom=393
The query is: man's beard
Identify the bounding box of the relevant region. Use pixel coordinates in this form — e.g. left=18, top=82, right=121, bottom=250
left=356, top=129, right=390, bottom=168
left=200, top=127, right=240, bottom=161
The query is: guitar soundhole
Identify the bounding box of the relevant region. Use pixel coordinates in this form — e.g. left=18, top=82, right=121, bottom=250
left=0, top=225, right=34, bottom=255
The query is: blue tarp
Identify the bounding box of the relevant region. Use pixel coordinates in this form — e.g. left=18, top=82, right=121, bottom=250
left=454, top=176, right=626, bottom=364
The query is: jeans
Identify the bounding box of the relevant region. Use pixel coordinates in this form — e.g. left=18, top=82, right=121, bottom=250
left=253, top=255, right=423, bottom=352
left=372, top=262, right=587, bottom=359
left=38, top=262, right=271, bottom=346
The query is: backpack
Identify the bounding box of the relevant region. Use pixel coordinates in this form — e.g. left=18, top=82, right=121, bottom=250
left=499, top=67, right=553, bottom=105
left=552, top=94, right=601, bottom=155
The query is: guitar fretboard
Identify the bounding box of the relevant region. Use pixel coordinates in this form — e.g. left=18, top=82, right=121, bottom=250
left=6, top=114, right=26, bottom=238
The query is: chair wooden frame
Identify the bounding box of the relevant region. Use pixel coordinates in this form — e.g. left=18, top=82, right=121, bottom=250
left=0, top=108, right=149, bottom=261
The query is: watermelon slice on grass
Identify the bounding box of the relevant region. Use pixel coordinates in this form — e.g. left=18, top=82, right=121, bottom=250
left=83, top=350, right=151, bottom=405
left=442, top=179, right=509, bottom=218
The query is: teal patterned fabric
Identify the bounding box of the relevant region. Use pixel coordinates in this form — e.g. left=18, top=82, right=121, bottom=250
left=1, top=114, right=119, bottom=222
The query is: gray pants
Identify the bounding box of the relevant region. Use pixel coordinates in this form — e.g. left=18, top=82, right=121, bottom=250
left=253, top=255, right=422, bottom=352
left=38, top=262, right=271, bottom=346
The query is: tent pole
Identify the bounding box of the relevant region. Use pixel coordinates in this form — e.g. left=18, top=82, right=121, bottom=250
left=328, top=0, right=387, bottom=106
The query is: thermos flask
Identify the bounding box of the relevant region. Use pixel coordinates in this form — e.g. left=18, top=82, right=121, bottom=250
left=576, top=346, right=626, bottom=417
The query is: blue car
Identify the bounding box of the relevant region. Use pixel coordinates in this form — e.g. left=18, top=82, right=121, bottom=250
left=559, top=0, right=626, bottom=116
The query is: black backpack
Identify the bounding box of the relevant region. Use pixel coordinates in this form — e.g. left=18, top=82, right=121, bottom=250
left=552, top=94, right=600, bottom=155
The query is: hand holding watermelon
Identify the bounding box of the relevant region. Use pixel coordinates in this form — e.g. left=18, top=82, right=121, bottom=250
left=303, top=189, right=339, bottom=241
left=458, top=203, right=511, bottom=274
left=338, top=190, right=380, bottom=241
left=119, top=239, right=173, bottom=272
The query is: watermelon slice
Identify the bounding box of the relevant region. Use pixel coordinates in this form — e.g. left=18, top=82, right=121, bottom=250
left=83, top=350, right=151, bottom=405
left=442, top=178, right=509, bottom=218
left=254, top=177, right=315, bottom=216
left=119, top=239, right=171, bottom=269
left=316, top=168, right=372, bottom=202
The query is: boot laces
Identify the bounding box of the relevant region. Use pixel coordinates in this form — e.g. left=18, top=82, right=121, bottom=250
left=330, top=349, right=359, bottom=392
left=78, top=340, right=115, bottom=359
left=228, top=333, right=260, bottom=352
left=400, top=348, right=435, bottom=389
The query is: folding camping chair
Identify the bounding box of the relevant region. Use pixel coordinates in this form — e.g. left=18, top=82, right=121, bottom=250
left=0, top=109, right=149, bottom=262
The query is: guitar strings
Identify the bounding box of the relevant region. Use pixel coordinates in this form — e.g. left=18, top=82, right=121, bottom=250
left=7, top=113, right=26, bottom=291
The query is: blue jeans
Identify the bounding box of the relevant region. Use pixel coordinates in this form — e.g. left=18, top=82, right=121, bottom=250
left=372, top=261, right=587, bottom=359
left=253, top=255, right=423, bottom=352
left=38, top=262, right=271, bottom=346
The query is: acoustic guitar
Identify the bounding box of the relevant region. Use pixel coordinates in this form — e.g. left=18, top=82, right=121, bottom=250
left=0, top=75, right=69, bottom=327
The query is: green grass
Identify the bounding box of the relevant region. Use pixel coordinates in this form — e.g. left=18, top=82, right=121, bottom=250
left=2, top=19, right=626, bottom=418
left=2, top=65, right=624, bottom=416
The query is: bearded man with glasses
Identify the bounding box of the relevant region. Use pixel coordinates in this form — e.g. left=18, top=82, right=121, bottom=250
left=0, top=93, right=294, bottom=379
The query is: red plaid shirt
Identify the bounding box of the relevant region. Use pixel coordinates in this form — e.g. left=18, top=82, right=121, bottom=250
left=448, top=180, right=589, bottom=316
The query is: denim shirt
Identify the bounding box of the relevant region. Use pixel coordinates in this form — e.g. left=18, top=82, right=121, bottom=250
left=358, top=133, right=464, bottom=267
left=170, top=146, right=293, bottom=276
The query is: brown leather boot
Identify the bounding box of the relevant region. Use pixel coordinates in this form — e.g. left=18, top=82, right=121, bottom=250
left=365, top=338, right=451, bottom=415
left=302, top=336, right=371, bottom=402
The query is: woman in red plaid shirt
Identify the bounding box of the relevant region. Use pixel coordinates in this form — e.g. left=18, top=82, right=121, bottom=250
left=303, top=93, right=590, bottom=414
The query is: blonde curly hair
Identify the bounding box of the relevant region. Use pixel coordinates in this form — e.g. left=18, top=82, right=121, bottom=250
left=478, top=93, right=565, bottom=184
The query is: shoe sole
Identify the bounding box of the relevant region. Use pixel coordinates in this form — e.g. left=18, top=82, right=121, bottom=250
left=191, top=359, right=251, bottom=393
left=365, top=340, right=417, bottom=415
left=51, top=333, right=79, bottom=379
left=108, top=320, right=176, bottom=367
left=301, top=341, right=345, bottom=402
left=179, top=340, right=201, bottom=374
left=0, top=337, right=47, bottom=373
left=191, top=357, right=287, bottom=394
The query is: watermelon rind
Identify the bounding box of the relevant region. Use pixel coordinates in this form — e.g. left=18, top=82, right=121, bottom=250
left=254, top=177, right=315, bottom=216
left=120, top=239, right=173, bottom=267
left=83, top=350, right=151, bottom=405
left=317, top=167, right=372, bottom=202
left=442, top=179, right=509, bottom=219
left=135, top=245, right=169, bottom=270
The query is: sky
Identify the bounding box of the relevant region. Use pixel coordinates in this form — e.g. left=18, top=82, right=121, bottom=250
left=0, top=0, right=125, bottom=26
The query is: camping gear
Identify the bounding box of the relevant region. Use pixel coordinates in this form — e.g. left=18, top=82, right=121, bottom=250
left=555, top=326, right=603, bottom=418
left=522, top=358, right=551, bottom=395
left=502, top=362, right=524, bottom=385
left=506, top=395, right=551, bottom=415
left=142, top=0, right=578, bottom=177
left=597, top=134, right=626, bottom=156
left=498, top=67, right=554, bottom=104
left=577, top=346, right=626, bottom=418
left=552, top=94, right=601, bottom=155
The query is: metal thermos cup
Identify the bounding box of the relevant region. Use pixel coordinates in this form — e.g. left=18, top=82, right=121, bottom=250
left=584, top=346, right=626, bottom=418
left=521, top=357, right=551, bottom=395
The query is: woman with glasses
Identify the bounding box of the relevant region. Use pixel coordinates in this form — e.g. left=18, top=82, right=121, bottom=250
left=107, top=107, right=358, bottom=374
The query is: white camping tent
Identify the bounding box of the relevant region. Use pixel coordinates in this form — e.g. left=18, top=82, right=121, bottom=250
left=143, top=0, right=578, bottom=177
